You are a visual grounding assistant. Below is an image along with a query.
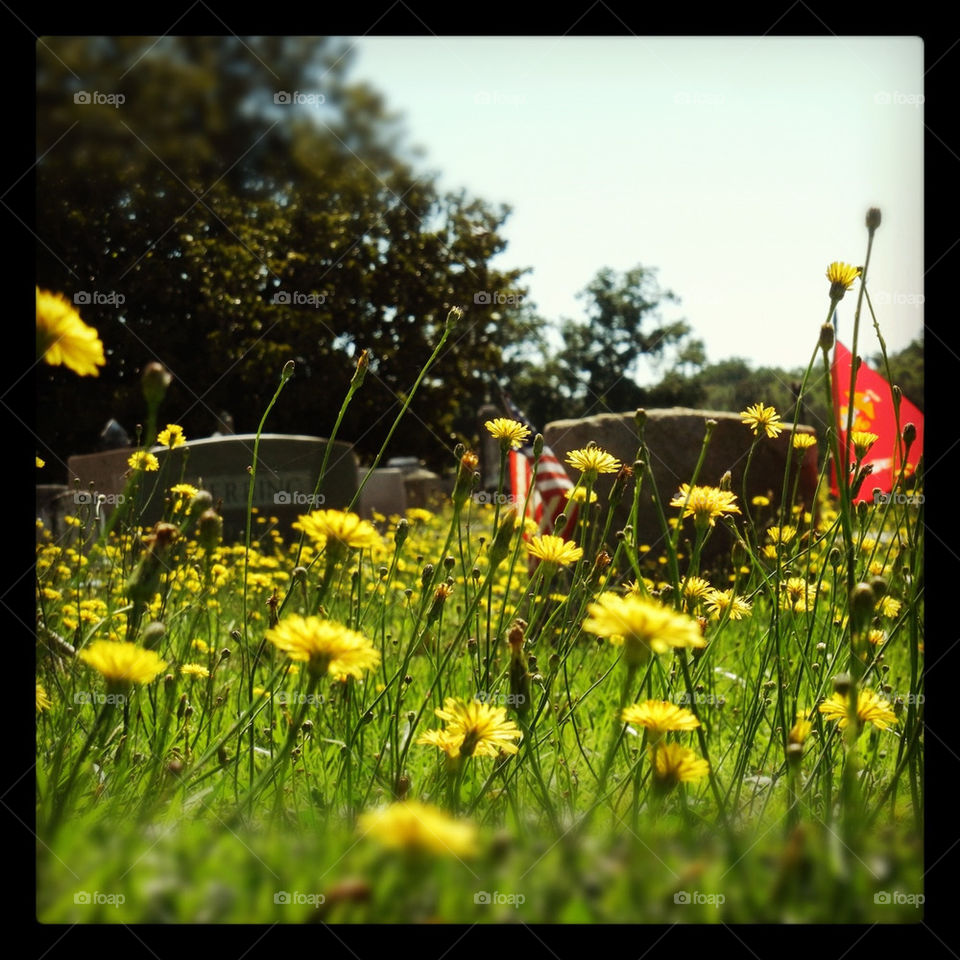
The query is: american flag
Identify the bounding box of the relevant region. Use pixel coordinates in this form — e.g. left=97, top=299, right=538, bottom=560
left=501, top=394, right=579, bottom=541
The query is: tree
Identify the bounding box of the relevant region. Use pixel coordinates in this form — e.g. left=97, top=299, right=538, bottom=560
left=36, top=37, right=541, bottom=472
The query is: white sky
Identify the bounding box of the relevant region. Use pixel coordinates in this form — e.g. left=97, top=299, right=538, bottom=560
left=351, top=36, right=923, bottom=382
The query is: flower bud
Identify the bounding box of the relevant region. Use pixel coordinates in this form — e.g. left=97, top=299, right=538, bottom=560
left=198, top=508, right=223, bottom=552
left=819, top=323, right=835, bottom=352
left=350, top=349, right=369, bottom=389
left=142, top=621, right=166, bottom=651
left=851, top=582, right=876, bottom=635
left=281, top=360, right=295, bottom=382
left=903, top=422, right=917, bottom=447
left=533, top=434, right=544, bottom=458
left=832, top=673, right=852, bottom=697
left=866, top=207, right=882, bottom=232
left=488, top=508, right=518, bottom=570
left=142, top=362, right=172, bottom=407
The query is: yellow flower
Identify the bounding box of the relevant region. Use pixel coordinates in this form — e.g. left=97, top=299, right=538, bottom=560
left=78, top=640, right=167, bottom=686
left=878, top=596, right=902, bottom=620
left=565, top=445, right=621, bottom=480
left=156, top=424, right=186, bottom=448
left=650, top=742, right=710, bottom=787
left=565, top=486, right=598, bottom=504
left=180, top=663, right=210, bottom=679
left=622, top=700, right=700, bottom=737
left=265, top=615, right=380, bottom=679
left=36, top=287, right=105, bottom=377
left=36, top=456, right=46, bottom=469
left=36, top=683, right=53, bottom=712
left=297, top=510, right=380, bottom=551
left=670, top=483, right=740, bottom=527
left=751, top=495, right=770, bottom=507
left=850, top=431, right=878, bottom=460
left=681, top=576, right=712, bottom=601
left=582, top=593, right=705, bottom=666
left=766, top=525, right=797, bottom=545
left=485, top=418, right=531, bottom=449
left=358, top=801, right=477, bottom=857
left=526, top=534, right=583, bottom=567
left=793, top=433, right=817, bottom=450
left=704, top=588, right=752, bottom=620
left=819, top=689, right=897, bottom=732
left=740, top=403, right=783, bottom=439
left=788, top=710, right=813, bottom=745
left=406, top=508, right=434, bottom=524
left=128, top=451, right=160, bottom=472
left=868, top=628, right=885, bottom=646
left=826, top=262, right=861, bottom=301
left=170, top=483, right=199, bottom=498
left=416, top=697, right=522, bottom=758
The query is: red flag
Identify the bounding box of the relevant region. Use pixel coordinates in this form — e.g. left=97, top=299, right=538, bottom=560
left=831, top=341, right=923, bottom=502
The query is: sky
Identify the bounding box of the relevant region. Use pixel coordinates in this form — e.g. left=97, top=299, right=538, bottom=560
left=350, top=36, right=923, bottom=384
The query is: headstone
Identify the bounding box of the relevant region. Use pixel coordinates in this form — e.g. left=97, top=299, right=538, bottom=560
left=543, top=408, right=818, bottom=556
left=99, top=419, right=131, bottom=450
left=403, top=468, right=447, bottom=511
left=66, top=434, right=358, bottom=539
left=478, top=403, right=502, bottom=489
left=385, top=456, right=421, bottom=474
left=358, top=468, right=408, bottom=519
left=36, top=484, right=71, bottom=537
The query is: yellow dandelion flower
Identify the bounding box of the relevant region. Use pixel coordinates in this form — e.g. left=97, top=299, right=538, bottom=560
left=622, top=700, right=700, bottom=737
left=180, top=663, right=210, bottom=679
left=704, top=588, right=752, bottom=620
left=416, top=697, right=522, bottom=758
left=826, top=262, right=861, bottom=301
left=265, top=615, right=380, bottom=679
left=36, top=456, right=46, bottom=469
left=156, top=424, right=186, bottom=448
left=650, top=742, right=710, bottom=787
left=36, top=287, right=105, bottom=377
left=670, top=483, right=741, bottom=527
left=793, top=433, right=817, bottom=450
left=751, top=494, right=770, bottom=507
left=740, top=403, right=784, bottom=439
left=565, top=486, right=598, bottom=504
left=78, top=641, right=167, bottom=686
left=36, top=683, right=53, bottom=712
left=582, top=593, right=705, bottom=666
left=170, top=483, right=199, bottom=499
left=406, top=508, right=434, bottom=524
left=868, top=629, right=885, bottom=646
left=358, top=801, right=477, bottom=857
left=485, top=418, right=531, bottom=450
left=819, top=689, right=897, bottom=732
left=128, top=451, right=160, bottom=472
left=565, top=445, right=621, bottom=480
left=879, top=596, right=902, bottom=620
left=682, top=576, right=712, bottom=601
left=526, top=534, right=583, bottom=567
left=781, top=577, right=818, bottom=613
left=851, top=431, right=879, bottom=459
left=788, top=710, right=813, bottom=746
left=766, top=525, right=797, bottom=545
left=297, top=510, right=380, bottom=551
